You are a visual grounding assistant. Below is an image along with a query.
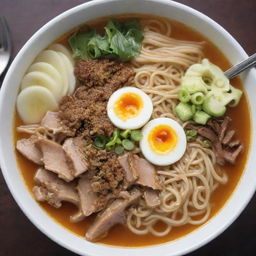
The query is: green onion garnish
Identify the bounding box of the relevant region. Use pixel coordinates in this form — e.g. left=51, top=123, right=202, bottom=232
left=120, top=129, right=131, bottom=139
left=115, top=145, right=125, bottom=155
left=94, top=134, right=108, bottom=148
left=130, top=130, right=143, bottom=142
left=122, top=139, right=135, bottom=151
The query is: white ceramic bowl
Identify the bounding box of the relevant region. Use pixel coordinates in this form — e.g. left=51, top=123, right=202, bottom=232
left=0, top=0, right=255, bottom=255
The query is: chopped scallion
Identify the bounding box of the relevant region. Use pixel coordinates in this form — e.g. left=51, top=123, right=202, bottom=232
left=120, top=129, right=131, bottom=138
left=122, top=139, right=135, bottom=151
left=93, top=134, right=108, bottom=148
left=105, top=129, right=120, bottom=147
left=130, top=130, right=142, bottom=141
left=203, top=139, right=212, bottom=148
left=178, top=89, right=191, bottom=103
left=185, top=129, right=197, bottom=137
left=191, top=92, right=205, bottom=105
left=115, top=145, right=125, bottom=155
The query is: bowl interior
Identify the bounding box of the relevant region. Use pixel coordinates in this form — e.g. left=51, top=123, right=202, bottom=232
left=0, top=0, right=256, bottom=255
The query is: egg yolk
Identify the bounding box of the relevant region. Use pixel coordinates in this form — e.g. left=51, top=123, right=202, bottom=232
left=148, top=125, right=178, bottom=154
left=114, top=92, right=143, bottom=121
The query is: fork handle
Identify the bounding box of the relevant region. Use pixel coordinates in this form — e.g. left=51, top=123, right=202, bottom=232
left=224, top=53, right=256, bottom=79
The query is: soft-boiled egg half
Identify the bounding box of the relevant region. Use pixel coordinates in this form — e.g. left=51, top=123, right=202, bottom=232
left=140, top=118, right=187, bottom=166
left=107, top=87, right=153, bottom=129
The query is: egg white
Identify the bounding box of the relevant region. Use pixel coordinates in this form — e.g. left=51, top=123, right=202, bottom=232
left=140, top=118, right=187, bottom=166
left=107, top=87, right=153, bottom=129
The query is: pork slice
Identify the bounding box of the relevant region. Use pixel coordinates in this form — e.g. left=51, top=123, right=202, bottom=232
left=132, top=155, right=161, bottom=190
left=33, top=168, right=79, bottom=208
left=70, top=209, right=85, bottom=223
left=213, top=141, right=225, bottom=166
left=228, top=140, right=241, bottom=148
left=63, top=137, right=88, bottom=177
left=197, top=127, right=218, bottom=142
left=207, top=119, right=221, bottom=134
left=37, top=138, right=74, bottom=182
left=118, top=153, right=138, bottom=185
left=16, top=135, right=43, bottom=165
left=222, top=130, right=235, bottom=145
left=219, top=116, right=231, bottom=141
left=144, top=188, right=160, bottom=208
left=41, top=111, right=61, bottom=131
left=77, top=176, right=99, bottom=217
left=86, top=189, right=141, bottom=242
left=223, top=144, right=244, bottom=164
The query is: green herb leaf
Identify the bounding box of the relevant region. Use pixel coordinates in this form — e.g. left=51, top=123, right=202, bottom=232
left=115, top=145, right=125, bottom=155
left=69, top=19, right=143, bottom=61
left=69, top=30, right=96, bottom=59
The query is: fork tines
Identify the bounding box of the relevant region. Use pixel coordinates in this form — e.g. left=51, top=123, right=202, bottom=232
left=0, top=16, right=11, bottom=51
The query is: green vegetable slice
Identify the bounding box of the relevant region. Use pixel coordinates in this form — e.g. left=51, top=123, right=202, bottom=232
left=130, top=130, right=142, bottom=141
left=115, top=145, right=125, bottom=155
left=187, top=136, right=197, bottom=142
left=191, top=92, right=205, bottom=105
left=178, top=89, right=191, bottom=103
left=122, top=139, right=135, bottom=151
left=203, top=96, right=226, bottom=117
left=93, top=134, right=108, bottom=148
left=203, top=139, right=212, bottom=148
left=175, top=102, right=194, bottom=121
left=185, top=129, right=197, bottom=137
left=120, top=129, right=131, bottom=139
left=193, top=111, right=211, bottom=125
left=106, top=129, right=120, bottom=147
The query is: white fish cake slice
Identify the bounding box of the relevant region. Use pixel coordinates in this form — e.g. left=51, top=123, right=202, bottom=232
left=28, top=62, right=62, bottom=89
left=35, top=50, right=69, bottom=95
left=48, top=44, right=74, bottom=65
left=17, top=86, right=58, bottom=124
left=21, top=71, right=63, bottom=101
left=57, top=52, right=76, bottom=94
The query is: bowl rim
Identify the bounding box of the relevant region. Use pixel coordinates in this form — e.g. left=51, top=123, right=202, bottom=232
left=0, top=0, right=256, bottom=255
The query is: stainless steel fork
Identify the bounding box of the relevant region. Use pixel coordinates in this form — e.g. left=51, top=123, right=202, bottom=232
left=0, top=17, right=12, bottom=77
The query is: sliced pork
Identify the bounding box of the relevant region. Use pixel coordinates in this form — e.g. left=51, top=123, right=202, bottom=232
left=132, top=155, right=161, bottom=190
left=70, top=209, right=85, bottom=223
left=222, top=130, right=235, bottom=145
left=86, top=189, right=141, bottom=242
left=223, top=144, right=244, bottom=164
left=77, top=176, right=99, bottom=217
left=63, top=137, right=88, bottom=177
left=118, top=153, right=138, bottom=185
left=33, top=168, right=79, bottom=208
left=144, top=188, right=160, bottom=208
left=16, top=135, right=43, bottom=165
left=37, top=138, right=74, bottom=182
left=118, top=153, right=161, bottom=190
left=41, top=111, right=61, bottom=131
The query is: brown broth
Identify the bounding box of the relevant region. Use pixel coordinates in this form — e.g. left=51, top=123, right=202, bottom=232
left=14, top=14, right=251, bottom=247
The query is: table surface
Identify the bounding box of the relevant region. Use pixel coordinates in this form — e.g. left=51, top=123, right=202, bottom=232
left=1, top=0, right=256, bottom=255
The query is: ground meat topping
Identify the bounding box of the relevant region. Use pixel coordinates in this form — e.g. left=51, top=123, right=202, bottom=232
left=75, top=59, right=135, bottom=88
left=59, top=59, right=135, bottom=137
left=84, top=144, right=125, bottom=197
